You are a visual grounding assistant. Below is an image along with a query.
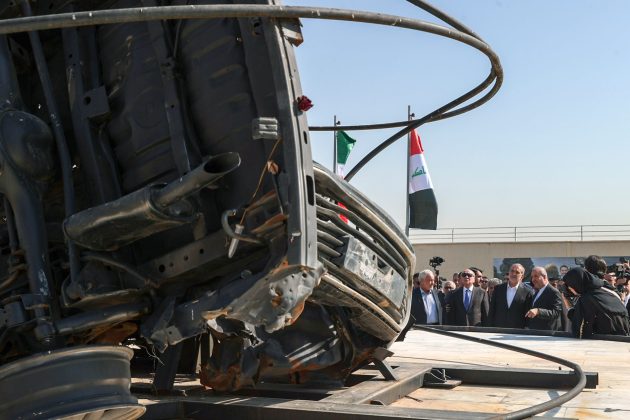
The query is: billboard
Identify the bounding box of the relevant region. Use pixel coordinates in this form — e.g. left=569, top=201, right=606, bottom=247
left=492, top=256, right=629, bottom=283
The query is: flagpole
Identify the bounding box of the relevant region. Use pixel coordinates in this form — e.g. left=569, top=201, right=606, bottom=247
left=405, top=106, right=413, bottom=237
left=333, top=115, right=338, bottom=175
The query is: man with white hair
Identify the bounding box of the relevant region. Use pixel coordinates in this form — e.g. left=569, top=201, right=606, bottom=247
left=411, top=269, right=443, bottom=325
left=486, top=278, right=502, bottom=300
left=525, top=266, right=563, bottom=331
left=441, top=280, right=456, bottom=295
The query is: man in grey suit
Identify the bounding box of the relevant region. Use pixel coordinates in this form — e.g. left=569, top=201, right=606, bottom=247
left=445, top=268, right=488, bottom=326
left=525, top=266, right=563, bottom=331
left=411, top=270, right=443, bottom=325
left=488, top=263, right=534, bottom=328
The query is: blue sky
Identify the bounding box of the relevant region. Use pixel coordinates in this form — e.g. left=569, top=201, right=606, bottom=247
left=284, top=0, right=630, bottom=231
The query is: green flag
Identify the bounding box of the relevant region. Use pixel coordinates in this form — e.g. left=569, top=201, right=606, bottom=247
left=335, top=131, right=356, bottom=177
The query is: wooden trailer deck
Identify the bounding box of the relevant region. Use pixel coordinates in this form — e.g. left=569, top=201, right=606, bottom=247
left=389, top=329, right=630, bottom=418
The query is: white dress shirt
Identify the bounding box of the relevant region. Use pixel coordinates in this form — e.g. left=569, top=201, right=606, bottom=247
left=506, top=283, right=519, bottom=308
left=533, top=284, right=548, bottom=305
left=421, top=290, right=439, bottom=324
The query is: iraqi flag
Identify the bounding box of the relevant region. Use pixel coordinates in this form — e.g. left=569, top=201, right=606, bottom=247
left=408, top=129, right=438, bottom=230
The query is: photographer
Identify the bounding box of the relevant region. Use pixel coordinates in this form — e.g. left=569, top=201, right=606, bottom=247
left=584, top=255, right=607, bottom=279
left=564, top=267, right=630, bottom=338
left=429, top=256, right=445, bottom=274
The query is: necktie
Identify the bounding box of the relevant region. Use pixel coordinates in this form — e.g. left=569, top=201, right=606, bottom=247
left=464, top=289, right=471, bottom=310
left=533, top=289, right=541, bottom=305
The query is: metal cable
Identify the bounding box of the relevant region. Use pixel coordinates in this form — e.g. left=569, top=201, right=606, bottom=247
left=81, top=253, right=156, bottom=288
left=413, top=325, right=587, bottom=419
left=0, top=3, right=502, bottom=180
left=420, top=324, right=630, bottom=343
left=343, top=0, right=502, bottom=180
left=311, top=0, right=491, bottom=133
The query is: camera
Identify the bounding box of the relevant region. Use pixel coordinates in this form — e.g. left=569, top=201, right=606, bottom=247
left=614, top=258, right=630, bottom=279
left=429, top=256, right=445, bottom=268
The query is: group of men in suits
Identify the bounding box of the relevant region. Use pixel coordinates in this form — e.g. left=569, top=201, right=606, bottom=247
left=410, top=263, right=564, bottom=331
left=486, top=263, right=564, bottom=330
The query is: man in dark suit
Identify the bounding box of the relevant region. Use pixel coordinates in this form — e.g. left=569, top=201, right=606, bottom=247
left=525, top=266, right=563, bottom=331
left=488, top=263, right=534, bottom=328
left=411, top=270, right=443, bottom=325
left=622, top=280, right=630, bottom=316
left=445, top=268, right=488, bottom=326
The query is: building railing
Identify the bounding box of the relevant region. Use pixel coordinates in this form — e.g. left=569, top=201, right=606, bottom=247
left=409, top=225, right=630, bottom=244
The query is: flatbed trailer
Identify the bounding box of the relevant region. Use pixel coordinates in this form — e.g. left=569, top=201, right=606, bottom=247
left=135, top=329, right=629, bottom=419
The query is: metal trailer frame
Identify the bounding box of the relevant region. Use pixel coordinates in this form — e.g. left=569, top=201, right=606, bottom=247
left=134, top=325, right=596, bottom=419
left=137, top=360, right=594, bottom=420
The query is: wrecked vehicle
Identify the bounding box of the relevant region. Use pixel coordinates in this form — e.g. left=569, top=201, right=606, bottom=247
left=0, top=1, right=424, bottom=418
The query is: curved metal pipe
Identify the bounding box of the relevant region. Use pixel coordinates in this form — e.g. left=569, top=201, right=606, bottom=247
left=417, top=324, right=630, bottom=343
left=64, top=155, right=241, bottom=251
left=0, top=6, right=502, bottom=119
left=153, top=152, right=241, bottom=208
left=344, top=71, right=498, bottom=181
left=54, top=301, right=150, bottom=336
left=311, top=0, right=491, bottom=133
left=221, top=209, right=264, bottom=245
left=0, top=4, right=502, bottom=181
left=81, top=253, right=156, bottom=288
left=413, top=325, right=587, bottom=420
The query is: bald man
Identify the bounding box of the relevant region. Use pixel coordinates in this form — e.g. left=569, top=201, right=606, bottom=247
left=525, top=266, right=563, bottom=331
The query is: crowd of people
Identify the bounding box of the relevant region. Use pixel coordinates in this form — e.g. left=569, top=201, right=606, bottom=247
left=410, top=255, right=630, bottom=338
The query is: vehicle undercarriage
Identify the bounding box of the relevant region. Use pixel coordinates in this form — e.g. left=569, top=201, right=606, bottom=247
left=0, top=1, right=503, bottom=419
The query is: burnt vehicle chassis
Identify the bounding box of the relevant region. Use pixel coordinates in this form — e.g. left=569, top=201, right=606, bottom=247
left=0, top=1, right=430, bottom=418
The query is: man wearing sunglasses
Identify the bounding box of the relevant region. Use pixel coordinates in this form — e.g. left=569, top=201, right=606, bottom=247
left=445, top=268, right=489, bottom=326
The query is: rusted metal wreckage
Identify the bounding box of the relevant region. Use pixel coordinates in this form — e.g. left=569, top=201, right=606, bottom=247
left=0, top=1, right=598, bottom=419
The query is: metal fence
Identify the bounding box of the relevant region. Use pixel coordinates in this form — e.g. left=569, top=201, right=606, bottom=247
left=409, top=225, right=630, bottom=244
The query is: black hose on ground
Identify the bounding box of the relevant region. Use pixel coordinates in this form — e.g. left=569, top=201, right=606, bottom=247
left=412, top=325, right=587, bottom=419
